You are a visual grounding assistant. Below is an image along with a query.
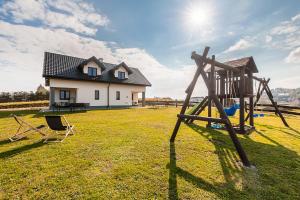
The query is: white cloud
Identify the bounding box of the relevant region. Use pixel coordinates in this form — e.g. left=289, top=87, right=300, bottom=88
left=0, top=0, right=108, bottom=35
left=267, top=13, right=300, bottom=50
left=227, top=31, right=235, bottom=36
left=270, top=22, right=299, bottom=35
left=0, top=0, right=46, bottom=22
left=292, top=14, right=300, bottom=21
left=265, top=35, right=272, bottom=43
left=223, top=39, right=253, bottom=53
left=285, top=47, right=300, bottom=63
left=0, top=20, right=205, bottom=98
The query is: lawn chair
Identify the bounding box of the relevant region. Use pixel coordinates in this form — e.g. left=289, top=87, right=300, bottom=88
left=44, top=115, right=75, bottom=143
left=9, top=115, right=46, bottom=142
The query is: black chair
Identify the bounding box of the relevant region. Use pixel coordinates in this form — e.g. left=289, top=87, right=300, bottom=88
left=44, top=115, right=75, bottom=143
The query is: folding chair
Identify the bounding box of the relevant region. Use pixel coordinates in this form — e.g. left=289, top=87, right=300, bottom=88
left=9, top=115, right=46, bottom=142
left=44, top=115, right=75, bottom=143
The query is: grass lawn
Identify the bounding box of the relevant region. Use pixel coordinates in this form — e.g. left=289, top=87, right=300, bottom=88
left=0, top=107, right=299, bottom=199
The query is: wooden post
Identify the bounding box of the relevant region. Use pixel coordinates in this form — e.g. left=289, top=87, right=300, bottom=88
left=49, top=87, right=55, bottom=110
left=207, top=72, right=212, bottom=127
left=262, top=80, right=289, bottom=127
left=245, top=79, right=266, bottom=121
left=249, top=72, right=254, bottom=126
left=220, top=75, right=225, bottom=106
left=192, top=53, right=251, bottom=167
left=239, top=68, right=245, bottom=134
left=187, top=96, right=208, bottom=124
left=170, top=47, right=210, bottom=142
left=142, top=92, right=146, bottom=107
left=207, top=55, right=216, bottom=127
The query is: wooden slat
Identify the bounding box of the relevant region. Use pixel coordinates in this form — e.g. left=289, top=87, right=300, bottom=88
left=178, top=114, right=227, bottom=124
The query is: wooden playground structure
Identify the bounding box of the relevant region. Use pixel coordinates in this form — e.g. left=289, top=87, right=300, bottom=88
left=170, top=46, right=289, bottom=167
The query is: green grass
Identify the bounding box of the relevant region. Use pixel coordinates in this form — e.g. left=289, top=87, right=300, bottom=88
left=0, top=108, right=299, bottom=199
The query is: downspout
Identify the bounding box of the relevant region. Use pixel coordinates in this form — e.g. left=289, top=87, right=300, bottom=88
left=107, top=83, right=110, bottom=108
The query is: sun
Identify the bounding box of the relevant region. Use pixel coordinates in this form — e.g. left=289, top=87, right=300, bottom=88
left=186, top=7, right=209, bottom=28
left=183, top=2, right=213, bottom=33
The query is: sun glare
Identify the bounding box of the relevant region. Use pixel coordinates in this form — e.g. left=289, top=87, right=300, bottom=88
left=183, top=2, right=213, bottom=33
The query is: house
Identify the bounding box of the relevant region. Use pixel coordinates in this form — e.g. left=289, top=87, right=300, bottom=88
left=36, top=84, right=48, bottom=95
left=42, top=52, right=151, bottom=108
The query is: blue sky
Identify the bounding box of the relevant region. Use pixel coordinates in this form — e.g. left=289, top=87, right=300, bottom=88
left=0, top=0, right=300, bottom=98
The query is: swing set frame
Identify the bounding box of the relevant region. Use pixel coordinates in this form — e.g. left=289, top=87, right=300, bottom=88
left=170, top=46, right=289, bottom=167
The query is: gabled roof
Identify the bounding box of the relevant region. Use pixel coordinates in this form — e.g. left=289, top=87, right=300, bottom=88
left=205, top=56, right=259, bottom=74
left=78, top=56, right=106, bottom=72
left=43, top=52, right=151, bottom=86
left=109, top=62, right=133, bottom=75
left=223, top=57, right=258, bottom=73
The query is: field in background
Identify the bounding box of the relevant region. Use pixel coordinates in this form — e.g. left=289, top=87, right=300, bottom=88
left=0, top=100, right=48, bottom=109
left=0, top=108, right=299, bottom=199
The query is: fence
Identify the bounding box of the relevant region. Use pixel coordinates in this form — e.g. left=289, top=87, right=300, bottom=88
left=139, top=100, right=197, bottom=108
left=253, top=103, right=300, bottom=116
left=140, top=100, right=300, bottom=115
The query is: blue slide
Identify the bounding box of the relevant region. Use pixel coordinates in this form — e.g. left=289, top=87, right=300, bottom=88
left=224, top=104, right=240, bottom=116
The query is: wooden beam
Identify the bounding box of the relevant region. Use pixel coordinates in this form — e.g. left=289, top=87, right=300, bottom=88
left=262, top=80, right=289, bottom=127
left=192, top=51, right=251, bottom=167
left=239, top=67, right=245, bottom=133
left=189, top=96, right=208, bottom=116
left=252, top=75, right=264, bottom=82
left=245, top=79, right=269, bottom=121
left=178, top=114, right=227, bottom=124
left=170, top=47, right=210, bottom=142
left=208, top=71, right=212, bottom=127
left=191, top=52, right=240, bottom=73
left=187, top=98, right=209, bottom=124
left=248, top=72, right=254, bottom=126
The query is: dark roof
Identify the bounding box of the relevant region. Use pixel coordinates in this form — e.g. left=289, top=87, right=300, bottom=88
left=109, top=62, right=133, bottom=75
left=78, top=56, right=106, bottom=72
left=205, top=56, right=259, bottom=74
left=43, top=52, right=151, bottom=86
left=224, top=57, right=258, bottom=73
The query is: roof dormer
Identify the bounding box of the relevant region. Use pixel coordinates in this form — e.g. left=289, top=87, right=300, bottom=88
left=110, top=62, right=133, bottom=80
left=78, top=56, right=106, bottom=76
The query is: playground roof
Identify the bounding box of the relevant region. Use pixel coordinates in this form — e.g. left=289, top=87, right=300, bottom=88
left=205, top=56, right=259, bottom=74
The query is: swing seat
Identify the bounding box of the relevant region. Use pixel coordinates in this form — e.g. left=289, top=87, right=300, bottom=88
left=224, top=104, right=240, bottom=116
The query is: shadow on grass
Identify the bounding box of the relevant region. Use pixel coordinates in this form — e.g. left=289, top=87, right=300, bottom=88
left=168, top=123, right=300, bottom=199
left=0, top=139, right=12, bottom=146
left=168, top=142, right=224, bottom=200
left=259, top=124, right=300, bottom=140
left=0, top=141, right=46, bottom=159
left=289, top=127, right=300, bottom=135
left=0, top=137, right=31, bottom=146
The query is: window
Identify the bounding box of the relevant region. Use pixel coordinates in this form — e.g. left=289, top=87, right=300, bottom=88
left=88, top=67, right=97, bottom=76
left=60, top=90, right=70, bottom=100
left=116, top=91, right=120, bottom=100
left=95, top=90, right=99, bottom=100
left=118, top=71, right=126, bottom=79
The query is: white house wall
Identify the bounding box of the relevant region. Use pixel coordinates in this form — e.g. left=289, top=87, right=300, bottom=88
left=109, top=84, right=144, bottom=106
left=49, top=79, right=145, bottom=107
